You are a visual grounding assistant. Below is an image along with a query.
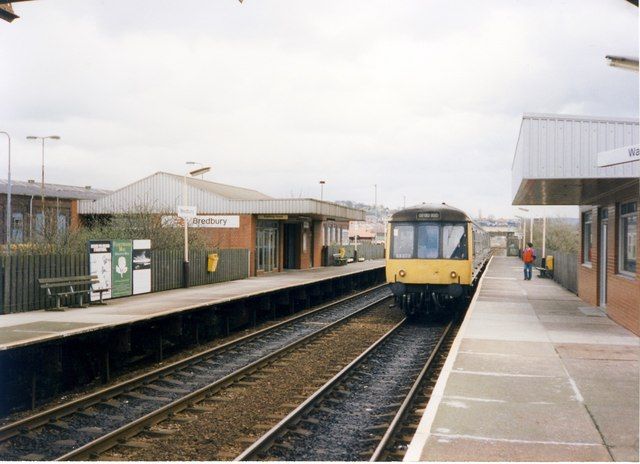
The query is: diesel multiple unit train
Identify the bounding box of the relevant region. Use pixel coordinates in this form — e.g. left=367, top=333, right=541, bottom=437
left=386, top=203, right=491, bottom=316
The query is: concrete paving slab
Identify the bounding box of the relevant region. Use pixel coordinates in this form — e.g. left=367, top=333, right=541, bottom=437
left=419, top=435, right=612, bottom=462
left=444, top=371, right=580, bottom=404
left=609, top=446, right=639, bottom=462
left=430, top=400, right=603, bottom=444
left=586, top=404, right=640, bottom=449
left=465, top=319, right=550, bottom=342
left=458, top=339, right=558, bottom=357
left=556, top=343, right=640, bottom=361
left=452, top=352, right=567, bottom=376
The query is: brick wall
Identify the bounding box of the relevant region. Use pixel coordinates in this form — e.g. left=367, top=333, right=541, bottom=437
left=198, top=214, right=255, bottom=276
left=579, top=189, right=639, bottom=335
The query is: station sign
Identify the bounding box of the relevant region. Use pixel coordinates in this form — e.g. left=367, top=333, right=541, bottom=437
left=177, top=205, right=197, bottom=219
left=258, top=215, right=288, bottom=220
left=162, top=215, right=240, bottom=228
left=597, top=145, right=640, bottom=167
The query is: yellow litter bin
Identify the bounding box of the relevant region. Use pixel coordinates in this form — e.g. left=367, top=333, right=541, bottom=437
left=207, top=253, right=219, bottom=273
left=546, top=255, right=554, bottom=271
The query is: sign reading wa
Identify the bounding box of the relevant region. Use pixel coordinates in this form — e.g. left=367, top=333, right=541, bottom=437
left=111, top=239, right=133, bottom=298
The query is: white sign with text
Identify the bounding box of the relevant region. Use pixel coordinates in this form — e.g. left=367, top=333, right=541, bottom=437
left=162, top=215, right=240, bottom=228
left=597, top=145, right=640, bottom=167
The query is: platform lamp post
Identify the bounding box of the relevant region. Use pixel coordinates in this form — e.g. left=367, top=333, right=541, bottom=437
left=186, top=161, right=206, bottom=178
left=0, top=131, right=11, bottom=253
left=517, top=207, right=530, bottom=250
left=26, top=135, right=60, bottom=235
left=319, top=180, right=325, bottom=201
left=182, top=165, right=211, bottom=288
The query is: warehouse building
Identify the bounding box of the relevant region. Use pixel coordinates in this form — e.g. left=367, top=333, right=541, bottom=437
left=77, top=172, right=362, bottom=276
left=512, top=113, right=639, bottom=334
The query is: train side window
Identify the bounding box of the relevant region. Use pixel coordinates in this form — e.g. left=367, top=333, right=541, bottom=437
left=392, top=224, right=414, bottom=259
left=417, top=224, right=439, bottom=258
left=443, top=224, right=467, bottom=259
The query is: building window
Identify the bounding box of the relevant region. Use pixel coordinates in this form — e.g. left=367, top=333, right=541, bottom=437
left=619, top=202, right=637, bottom=275
left=582, top=211, right=592, bottom=264
left=57, top=213, right=68, bottom=233
left=11, top=212, right=24, bottom=243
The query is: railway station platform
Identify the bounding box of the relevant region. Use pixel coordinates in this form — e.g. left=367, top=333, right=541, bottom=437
left=405, top=256, right=639, bottom=462
left=0, top=260, right=384, bottom=351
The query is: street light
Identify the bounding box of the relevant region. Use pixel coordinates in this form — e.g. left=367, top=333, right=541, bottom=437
left=182, top=164, right=211, bottom=288
left=26, top=135, right=60, bottom=235
left=186, top=161, right=206, bottom=178
left=0, top=131, right=11, bottom=252
left=319, top=180, right=326, bottom=201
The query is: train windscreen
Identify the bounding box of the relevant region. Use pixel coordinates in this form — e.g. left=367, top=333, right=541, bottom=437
left=391, top=222, right=468, bottom=259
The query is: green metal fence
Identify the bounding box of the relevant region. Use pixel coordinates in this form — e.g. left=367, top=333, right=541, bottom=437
left=0, top=248, right=249, bottom=314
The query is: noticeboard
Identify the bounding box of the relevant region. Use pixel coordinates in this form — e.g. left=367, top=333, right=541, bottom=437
left=89, top=240, right=112, bottom=302
left=111, top=240, right=133, bottom=298
left=133, top=239, right=152, bottom=295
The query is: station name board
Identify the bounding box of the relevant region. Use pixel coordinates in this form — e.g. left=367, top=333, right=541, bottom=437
left=597, top=145, right=640, bottom=167
left=162, top=215, right=240, bottom=228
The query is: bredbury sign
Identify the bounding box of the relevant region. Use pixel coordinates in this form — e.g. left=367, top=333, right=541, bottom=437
left=162, top=215, right=240, bottom=228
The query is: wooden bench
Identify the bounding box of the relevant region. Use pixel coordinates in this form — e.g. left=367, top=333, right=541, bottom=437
left=38, top=275, right=105, bottom=311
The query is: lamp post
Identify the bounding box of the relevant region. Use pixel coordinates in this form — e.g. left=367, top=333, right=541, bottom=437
left=518, top=207, right=530, bottom=249
left=0, top=131, right=10, bottom=252
left=26, top=135, right=60, bottom=235
left=186, top=161, right=206, bottom=178
left=319, top=180, right=325, bottom=201
left=182, top=165, right=211, bottom=288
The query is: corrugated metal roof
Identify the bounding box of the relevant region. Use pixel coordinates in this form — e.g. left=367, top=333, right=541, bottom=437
left=512, top=113, right=639, bottom=205
left=77, top=172, right=365, bottom=221
left=0, top=179, right=112, bottom=200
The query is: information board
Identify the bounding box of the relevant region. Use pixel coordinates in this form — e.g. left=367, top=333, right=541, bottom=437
left=133, top=239, right=152, bottom=295
left=89, top=240, right=112, bottom=302
left=111, top=239, right=133, bottom=298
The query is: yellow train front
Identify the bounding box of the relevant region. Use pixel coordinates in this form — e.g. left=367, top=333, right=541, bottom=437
left=386, top=203, right=491, bottom=317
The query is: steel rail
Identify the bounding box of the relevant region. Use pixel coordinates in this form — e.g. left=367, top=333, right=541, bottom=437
left=369, top=319, right=454, bottom=461
left=57, top=290, right=393, bottom=460
left=0, top=283, right=387, bottom=444
left=235, top=318, right=407, bottom=461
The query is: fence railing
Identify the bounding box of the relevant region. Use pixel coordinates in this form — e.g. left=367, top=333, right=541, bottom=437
left=0, top=248, right=249, bottom=314
left=323, top=243, right=385, bottom=265
left=548, top=250, right=578, bottom=294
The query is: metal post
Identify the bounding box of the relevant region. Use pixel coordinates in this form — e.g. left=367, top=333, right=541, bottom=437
left=0, top=132, right=11, bottom=252
left=529, top=216, right=533, bottom=243
left=41, top=138, right=45, bottom=233
left=522, top=218, right=526, bottom=249
left=183, top=172, right=189, bottom=288
left=542, top=210, right=547, bottom=258
left=319, top=180, right=325, bottom=201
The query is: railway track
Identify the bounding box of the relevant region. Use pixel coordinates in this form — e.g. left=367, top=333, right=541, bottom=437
left=0, top=284, right=391, bottom=461
left=236, top=315, right=458, bottom=461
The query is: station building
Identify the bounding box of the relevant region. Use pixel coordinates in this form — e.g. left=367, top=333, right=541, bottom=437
left=0, top=179, right=110, bottom=244
left=77, top=172, right=362, bottom=276
left=512, top=113, right=639, bottom=334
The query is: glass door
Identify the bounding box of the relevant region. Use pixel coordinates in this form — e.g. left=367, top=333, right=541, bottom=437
left=257, top=221, right=279, bottom=273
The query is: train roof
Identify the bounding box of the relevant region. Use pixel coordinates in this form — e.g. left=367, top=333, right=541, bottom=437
left=390, top=203, right=472, bottom=223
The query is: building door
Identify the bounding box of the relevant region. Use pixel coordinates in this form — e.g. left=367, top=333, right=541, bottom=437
left=283, top=223, right=300, bottom=269
left=257, top=221, right=279, bottom=273
left=599, top=213, right=608, bottom=308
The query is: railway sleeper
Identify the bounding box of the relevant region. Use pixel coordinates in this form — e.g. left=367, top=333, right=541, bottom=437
left=118, top=439, right=152, bottom=449
left=140, top=428, right=176, bottom=438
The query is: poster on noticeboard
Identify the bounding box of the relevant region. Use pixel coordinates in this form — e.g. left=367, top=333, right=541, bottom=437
left=89, top=240, right=112, bottom=302
left=132, top=239, right=152, bottom=295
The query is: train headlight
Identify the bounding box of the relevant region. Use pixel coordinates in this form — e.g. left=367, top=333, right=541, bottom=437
left=398, top=269, right=406, bottom=277
left=450, top=271, right=457, bottom=279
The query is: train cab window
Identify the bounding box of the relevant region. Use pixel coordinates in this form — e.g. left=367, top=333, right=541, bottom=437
left=417, top=224, right=439, bottom=258
left=442, top=225, right=468, bottom=259
left=392, top=224, right=414, bottom=258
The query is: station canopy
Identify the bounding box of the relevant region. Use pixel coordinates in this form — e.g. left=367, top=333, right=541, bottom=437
left=512, top=113, right=639, bottom=206
left=77, top=172, right=365, bottom=222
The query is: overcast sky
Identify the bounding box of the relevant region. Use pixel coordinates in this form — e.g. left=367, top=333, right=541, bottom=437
left=1, top=0, right=638, bottom=218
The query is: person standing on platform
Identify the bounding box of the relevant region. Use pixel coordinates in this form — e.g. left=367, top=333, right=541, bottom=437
left=522, top=242, right=536, bottom=280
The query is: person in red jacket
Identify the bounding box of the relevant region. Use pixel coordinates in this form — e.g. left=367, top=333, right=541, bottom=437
left=522, top=242, right=536, bottom=280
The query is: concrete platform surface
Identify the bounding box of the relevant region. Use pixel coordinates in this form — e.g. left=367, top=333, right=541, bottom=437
left=0, top=260, right=384, bottom=351
left=405, top=256, right=639, bottom=462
